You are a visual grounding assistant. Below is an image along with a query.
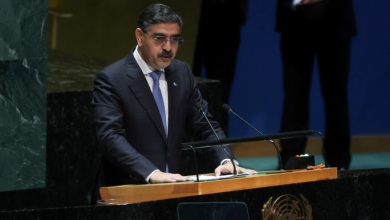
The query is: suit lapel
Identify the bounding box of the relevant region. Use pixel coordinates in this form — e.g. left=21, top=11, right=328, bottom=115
left=165, top=65, right=180, bottom=147
left=126, top=54, right=167, bottom=142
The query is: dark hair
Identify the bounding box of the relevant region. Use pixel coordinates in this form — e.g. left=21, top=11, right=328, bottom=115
left=137, top=4, right=183, bottom=33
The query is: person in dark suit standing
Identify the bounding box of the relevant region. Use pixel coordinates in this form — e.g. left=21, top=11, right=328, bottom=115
left=92, top=4, right=255, bottom=185
left=193, top=0, right=248, bottom=106
left=276, top=0, right=357, bottom=170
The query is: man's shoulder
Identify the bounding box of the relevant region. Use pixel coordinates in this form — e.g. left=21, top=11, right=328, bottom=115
left=171, top=58, right=188, bottom=66
left=168, top=59, right=191, bottom=72
left=101, top=55, right=129, bottom=76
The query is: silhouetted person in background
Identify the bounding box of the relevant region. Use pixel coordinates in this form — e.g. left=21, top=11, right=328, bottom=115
left=193, top=0, right=248, bottom=130
left=276, top=0, right=356, bottom=170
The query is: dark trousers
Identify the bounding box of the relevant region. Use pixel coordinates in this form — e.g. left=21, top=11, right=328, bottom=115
left=280, top=32, right=352, bottom=169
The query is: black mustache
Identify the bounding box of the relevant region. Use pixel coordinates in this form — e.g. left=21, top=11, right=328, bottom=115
left=159, top=51, right=173, bottom=58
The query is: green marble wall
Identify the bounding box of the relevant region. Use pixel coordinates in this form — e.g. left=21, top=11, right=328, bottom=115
left=0, top=0, right=47, bottom=191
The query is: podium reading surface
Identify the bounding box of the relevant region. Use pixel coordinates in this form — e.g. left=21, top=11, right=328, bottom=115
left=99, top=168, right=337, bottom=205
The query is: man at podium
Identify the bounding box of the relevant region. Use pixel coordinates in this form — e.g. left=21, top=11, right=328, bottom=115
left=92, top=3, right=255, bottom=185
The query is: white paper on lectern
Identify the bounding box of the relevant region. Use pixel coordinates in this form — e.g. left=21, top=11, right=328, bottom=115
left=188, top=173, right=252, bottom=182
left=188, top=174, right=234, bottom=181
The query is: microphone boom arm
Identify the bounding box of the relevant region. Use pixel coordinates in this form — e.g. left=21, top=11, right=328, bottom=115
left=200, top=110, right=237, bottom=175
left=182, top=130, right=319, bottom=149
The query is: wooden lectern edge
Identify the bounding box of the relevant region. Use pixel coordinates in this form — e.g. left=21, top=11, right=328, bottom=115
left=196, top=168, right=338, bottom=195
left=99, top=168, right=337, bottom=205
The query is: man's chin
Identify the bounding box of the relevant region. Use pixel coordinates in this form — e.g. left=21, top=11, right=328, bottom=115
left=157, top=59, right=172, bottom=68
left=161, top=56, right=173, bottom=62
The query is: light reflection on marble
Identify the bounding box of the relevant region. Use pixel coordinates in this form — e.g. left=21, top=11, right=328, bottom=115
left=0, top=0, right=47, bottom=191
left=48, top=49, right=108, bottom=93
left=0, top=0, right=20, bottom=60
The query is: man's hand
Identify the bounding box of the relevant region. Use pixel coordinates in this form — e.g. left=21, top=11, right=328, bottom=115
left=214, top=161, right=257, bottom=176
left=149, top=170, right=191, bottom=183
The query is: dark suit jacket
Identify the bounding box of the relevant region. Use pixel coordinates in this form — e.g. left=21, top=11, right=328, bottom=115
left=92, top=52, right=231, bottom=185
left=276, top=0, right=356, bottom=38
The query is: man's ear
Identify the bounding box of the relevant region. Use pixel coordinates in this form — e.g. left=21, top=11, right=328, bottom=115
left=135, top=28, right=143, bottom=46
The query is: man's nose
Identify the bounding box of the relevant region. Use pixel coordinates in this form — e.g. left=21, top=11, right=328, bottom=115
left=162, top=39, right=173, bottom=51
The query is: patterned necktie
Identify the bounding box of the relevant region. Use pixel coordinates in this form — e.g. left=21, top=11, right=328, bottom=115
left=149, top=71, right=167, bottom=136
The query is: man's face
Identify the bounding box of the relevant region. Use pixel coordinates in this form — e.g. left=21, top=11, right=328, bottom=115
left=135, top=23, right=181, bottom=70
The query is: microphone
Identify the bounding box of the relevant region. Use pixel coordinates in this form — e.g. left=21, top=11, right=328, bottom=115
left=198, top=105, right=237, bottom=175
left=222, top=104, right=283, bottom=169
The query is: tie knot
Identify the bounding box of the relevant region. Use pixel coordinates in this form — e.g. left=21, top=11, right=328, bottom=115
left=149, top=71, right=162, bottom=83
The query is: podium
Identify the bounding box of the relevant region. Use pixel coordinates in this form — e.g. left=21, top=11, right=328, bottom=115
left=3, top=169, right=390, bottom=219
left=100, top=130, right=329, bottom=205
left=99, top=168, right=337, bottom=205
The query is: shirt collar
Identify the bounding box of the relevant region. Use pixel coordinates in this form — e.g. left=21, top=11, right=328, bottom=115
left=133, top=46, right=164, bottom=76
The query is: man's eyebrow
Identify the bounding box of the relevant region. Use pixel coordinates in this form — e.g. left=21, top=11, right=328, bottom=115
left=153, top=33, right=181, bottom=37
